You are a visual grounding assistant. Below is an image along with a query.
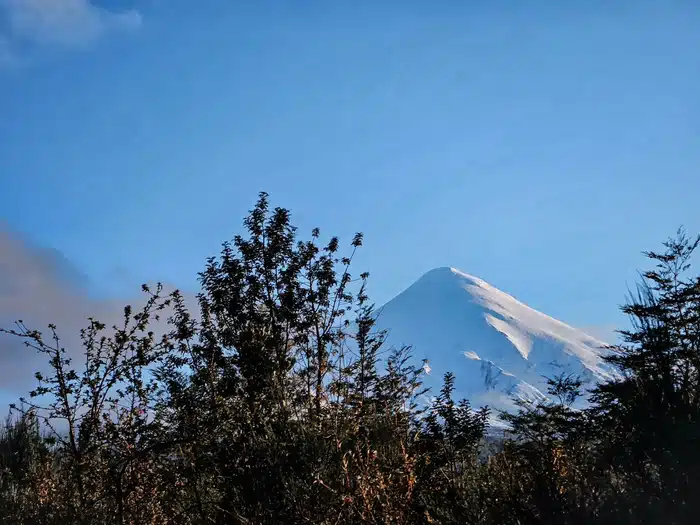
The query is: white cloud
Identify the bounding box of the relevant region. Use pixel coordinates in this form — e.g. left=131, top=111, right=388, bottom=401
left=0, top=0, right=141, bottom=56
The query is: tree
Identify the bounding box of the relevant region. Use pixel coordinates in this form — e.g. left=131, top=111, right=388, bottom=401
left=413, top=372, right=490, bottom=524
left=590, top=228, right=700, bottom=525
left=1, top=286, right=176, bottom=524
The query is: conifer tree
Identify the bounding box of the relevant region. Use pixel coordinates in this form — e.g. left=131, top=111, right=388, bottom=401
left=590, top=228, right=700, bottom=525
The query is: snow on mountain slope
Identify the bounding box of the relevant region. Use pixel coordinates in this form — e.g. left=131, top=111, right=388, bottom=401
left=374, top=267, right=618, bottom=414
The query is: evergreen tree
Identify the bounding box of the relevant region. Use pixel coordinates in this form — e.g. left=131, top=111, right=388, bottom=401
left=414, top=372, right=489, bottom=524
left=590, top=228, right=700, bottom=525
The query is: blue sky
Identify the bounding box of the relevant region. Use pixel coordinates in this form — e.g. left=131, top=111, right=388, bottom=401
left=1, top=0, right=699, bottom=397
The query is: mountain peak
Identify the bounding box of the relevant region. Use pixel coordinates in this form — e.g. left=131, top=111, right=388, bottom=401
left=375, top=267, right=618, bottom=413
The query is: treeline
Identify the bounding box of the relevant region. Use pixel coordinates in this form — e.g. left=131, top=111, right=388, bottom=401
left=1, top=193, right=699, bottom=524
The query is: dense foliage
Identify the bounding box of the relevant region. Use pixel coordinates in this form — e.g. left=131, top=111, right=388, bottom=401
left=1, top=194, right=699, bottom=524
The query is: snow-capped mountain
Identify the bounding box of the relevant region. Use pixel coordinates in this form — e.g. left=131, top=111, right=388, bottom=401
left=374, top=267, right=618, bottom=415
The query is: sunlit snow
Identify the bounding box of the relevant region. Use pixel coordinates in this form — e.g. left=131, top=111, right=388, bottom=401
left=375, top=267, right=618, bottom=416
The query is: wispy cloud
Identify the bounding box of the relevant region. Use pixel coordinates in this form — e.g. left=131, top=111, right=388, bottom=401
left=0, top=0, right=141, bottom=63
left=0, top=225, right=194, bottom=400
